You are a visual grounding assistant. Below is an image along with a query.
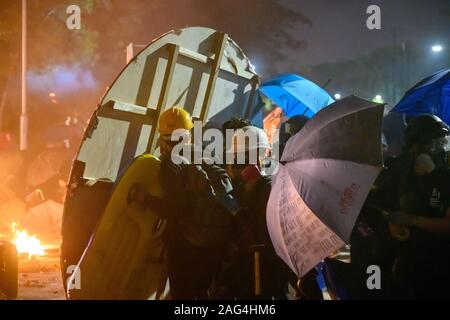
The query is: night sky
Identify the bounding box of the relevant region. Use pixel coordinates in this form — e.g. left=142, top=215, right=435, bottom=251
left=1, top=0, right=448, bottom=120
left=282, top=0, right=450, bottom=65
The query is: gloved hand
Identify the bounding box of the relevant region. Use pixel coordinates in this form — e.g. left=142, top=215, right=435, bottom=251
left=389, top=211, right=413, bottom=227
left=127, top=184, right=148, bottom=205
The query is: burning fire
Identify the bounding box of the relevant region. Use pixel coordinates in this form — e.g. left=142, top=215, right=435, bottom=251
left=11, top=223, right=45, bottom=257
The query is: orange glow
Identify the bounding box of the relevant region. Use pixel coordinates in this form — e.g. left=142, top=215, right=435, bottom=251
left=263, top=107, right=284, bottom=144
left=11, top=223, right=46, bottom=258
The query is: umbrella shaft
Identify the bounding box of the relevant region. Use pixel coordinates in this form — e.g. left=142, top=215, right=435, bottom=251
left=254, top=251, right=261, bottom=296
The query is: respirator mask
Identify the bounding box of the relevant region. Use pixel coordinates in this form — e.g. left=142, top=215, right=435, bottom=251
left=415, top=136, right=449, bottom=174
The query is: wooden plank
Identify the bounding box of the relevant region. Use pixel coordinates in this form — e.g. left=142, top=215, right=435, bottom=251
left=179, top=46, right=254, bottom=80
left=113, top=101, right=148, bottom=115
left=178, top=47, right=208, bottom=64
left=147, top=44, right=180, bottom=153
left=96, top=101, right=156, bottom=177
left=199, top=32, right=228, bottom=122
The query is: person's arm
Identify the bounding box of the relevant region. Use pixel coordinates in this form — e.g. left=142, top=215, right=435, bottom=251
left=390, top=209, right=450, bottom=234
left=128, top=184, right=170, bottom=218
left=129, top=161, right=188, bottom=219
left=159, top=160, right=190, bottom=220
left=411, top=208, right=450, bottom=234
left=143, top=193, right=167, bottom=215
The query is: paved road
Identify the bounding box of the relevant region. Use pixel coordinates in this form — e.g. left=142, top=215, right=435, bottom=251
left=17, top=256, right=65, bottom=300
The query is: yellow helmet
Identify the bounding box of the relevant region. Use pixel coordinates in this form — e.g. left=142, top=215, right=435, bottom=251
left=158, top=107, right=194, bottom=137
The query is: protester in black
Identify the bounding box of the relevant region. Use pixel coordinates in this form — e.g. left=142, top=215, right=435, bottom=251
left=368, top=114, right=450, bottom=299
left=220, top=125, right=294, bottom=299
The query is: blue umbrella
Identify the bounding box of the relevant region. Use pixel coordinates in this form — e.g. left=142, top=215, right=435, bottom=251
left=392, top=69, right=450, bottom=124
left=259, top=74, right=335, bottom=118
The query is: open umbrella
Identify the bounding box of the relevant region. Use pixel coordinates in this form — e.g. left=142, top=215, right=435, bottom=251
left=26, top=149, right=68, bottom=187
left=266, top=95, right=384, bottom=278
left=23, top=200, right=63, bottom=235
left=259, top=74, right=335, bottom=118
left=392, top=69, right=450, bottom=124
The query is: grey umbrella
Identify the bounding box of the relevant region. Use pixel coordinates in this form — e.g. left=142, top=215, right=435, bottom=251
left=267, top=95, right=385, bottom=277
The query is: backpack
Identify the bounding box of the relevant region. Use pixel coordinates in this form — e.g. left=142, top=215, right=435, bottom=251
left=180, top=162, right=240, bottom=248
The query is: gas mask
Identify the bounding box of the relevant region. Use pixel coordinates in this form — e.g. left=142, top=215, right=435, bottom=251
left=415, top=136, right=449, bottom=173
left=414, top=153, right=436, bottom=175
left=422, top=136, right=449, bottom=155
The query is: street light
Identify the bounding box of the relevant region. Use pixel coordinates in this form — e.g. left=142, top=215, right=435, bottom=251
left=431, top=45, right=443, bottom=53
left=20, top=0, right=28, bottom=151
left=334, top=93, right=341, bottom=100
left=373, top=95, right=384, bottom=103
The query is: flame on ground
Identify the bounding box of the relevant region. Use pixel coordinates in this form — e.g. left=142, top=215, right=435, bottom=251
left=11, top=223, right=46, bottom=257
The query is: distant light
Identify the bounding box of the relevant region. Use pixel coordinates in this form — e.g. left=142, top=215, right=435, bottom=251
left=373, top=95, right=384, bottom=103
left=334, top=93, right=341, bottom=100
left=431, top=45, right=443, bottom=53
left=28, top=65, right=97, bottom=94
left=49, top=92, right=56, bottom=97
